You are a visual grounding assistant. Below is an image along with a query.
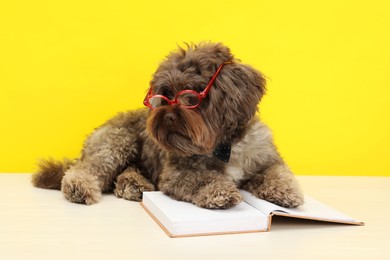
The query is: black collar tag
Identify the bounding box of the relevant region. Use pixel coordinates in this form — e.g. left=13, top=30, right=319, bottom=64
left=213, top=143, right=231, bottom=162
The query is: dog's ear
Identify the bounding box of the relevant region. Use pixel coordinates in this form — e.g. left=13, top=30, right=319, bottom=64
left=229, top=63, right=266, bottom=99
left=207, top=62, right=266, bottom=128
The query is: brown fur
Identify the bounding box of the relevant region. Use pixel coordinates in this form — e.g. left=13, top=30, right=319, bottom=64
left=32, top=42, right=304, bottom=208
left=32, top=158, right=75, bottom=190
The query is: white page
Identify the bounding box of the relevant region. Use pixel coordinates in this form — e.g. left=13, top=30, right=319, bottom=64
left=241, top=190, right=360, bottom=223
left=142, top=192, right=268, bottom=236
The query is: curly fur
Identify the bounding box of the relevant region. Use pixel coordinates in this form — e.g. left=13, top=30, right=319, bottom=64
left=32, top=42, right=304, bottom=208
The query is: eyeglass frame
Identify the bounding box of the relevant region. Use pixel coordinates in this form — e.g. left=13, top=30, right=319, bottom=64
left=143, top=61, right=231, bottom=110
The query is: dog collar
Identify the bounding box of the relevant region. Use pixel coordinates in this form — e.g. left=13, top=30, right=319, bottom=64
left=213, top=143, right=231, bottom=162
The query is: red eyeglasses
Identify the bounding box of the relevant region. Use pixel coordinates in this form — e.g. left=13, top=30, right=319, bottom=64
left=143, top=61, right=230, bottom=110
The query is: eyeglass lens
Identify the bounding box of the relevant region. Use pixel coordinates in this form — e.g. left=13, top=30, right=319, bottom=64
left=148, top=92, right=200, bottom=109
left=176, top=92, right=200, bottom=107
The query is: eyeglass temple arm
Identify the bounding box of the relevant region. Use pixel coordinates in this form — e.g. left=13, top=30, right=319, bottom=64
left=199, top=61, right=231, bottom=98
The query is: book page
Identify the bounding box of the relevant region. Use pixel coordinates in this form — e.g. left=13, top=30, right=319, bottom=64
left=142, top=191, right=269, bottom=237
left=241, top=190, right=362, bottom=224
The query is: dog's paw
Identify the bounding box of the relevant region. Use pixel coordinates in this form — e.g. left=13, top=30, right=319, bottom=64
left=243, top=165, right=304, bottom=208
left=246, top=171, right=303, bottom=208
left=114, top=170, right=155, bottom=202
left=247, top=182, right=304, bottom=208
left=256, top=187, right=304, bottom=208
left=193, top=183, right=242, bottom=209
left=61, top=171, right=101, bottom=205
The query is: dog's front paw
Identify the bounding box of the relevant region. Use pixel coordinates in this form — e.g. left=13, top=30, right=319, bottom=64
left=244, top=165, right=304, bottom=208
left=256, top=187, right=304, bottom=208
left=61, top=171, right=101, bottom=205
left=242, top=166, right=303, bottom=208
left=114, top=169, right=155, bottom=201
left=193, top=183, right=242, bottom=209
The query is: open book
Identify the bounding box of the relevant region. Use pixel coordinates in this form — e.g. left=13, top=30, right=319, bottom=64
left=141, top=190, right=364, bottom=238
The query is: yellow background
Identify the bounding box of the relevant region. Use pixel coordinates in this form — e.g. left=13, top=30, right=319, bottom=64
left=1, top=0, right=389, bottom=175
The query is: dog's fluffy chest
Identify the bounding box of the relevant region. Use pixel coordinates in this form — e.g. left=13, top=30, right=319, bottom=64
left=225, top=120, right=275, bottom=184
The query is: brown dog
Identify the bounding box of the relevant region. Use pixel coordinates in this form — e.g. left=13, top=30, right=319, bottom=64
left=32, top=42, right=304, bottom=209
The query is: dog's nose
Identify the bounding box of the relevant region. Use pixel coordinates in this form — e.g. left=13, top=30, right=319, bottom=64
left=164, top=112, right=177, bottom=125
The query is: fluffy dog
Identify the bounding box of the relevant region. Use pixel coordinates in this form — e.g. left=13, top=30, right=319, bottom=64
left=32, top=42, right=304, bottom=209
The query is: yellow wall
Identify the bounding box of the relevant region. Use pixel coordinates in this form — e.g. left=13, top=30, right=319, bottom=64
left=1, top=0, right=389, bottom=175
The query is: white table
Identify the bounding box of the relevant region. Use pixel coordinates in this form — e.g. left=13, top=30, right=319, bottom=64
left=0, top=174, right=389, bottom=260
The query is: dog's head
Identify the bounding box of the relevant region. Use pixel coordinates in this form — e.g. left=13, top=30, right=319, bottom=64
left=145, top=42, right=266, bottom=157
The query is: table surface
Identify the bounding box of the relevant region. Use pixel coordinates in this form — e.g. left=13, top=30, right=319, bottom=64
left=0, top=174, right=389, bottom=260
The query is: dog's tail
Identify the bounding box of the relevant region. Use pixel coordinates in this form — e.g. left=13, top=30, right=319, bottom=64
left=31, top=158, right=76, bottom=190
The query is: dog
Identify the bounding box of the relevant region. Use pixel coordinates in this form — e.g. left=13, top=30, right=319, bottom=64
left=32, top=42, right=304, bottom=209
